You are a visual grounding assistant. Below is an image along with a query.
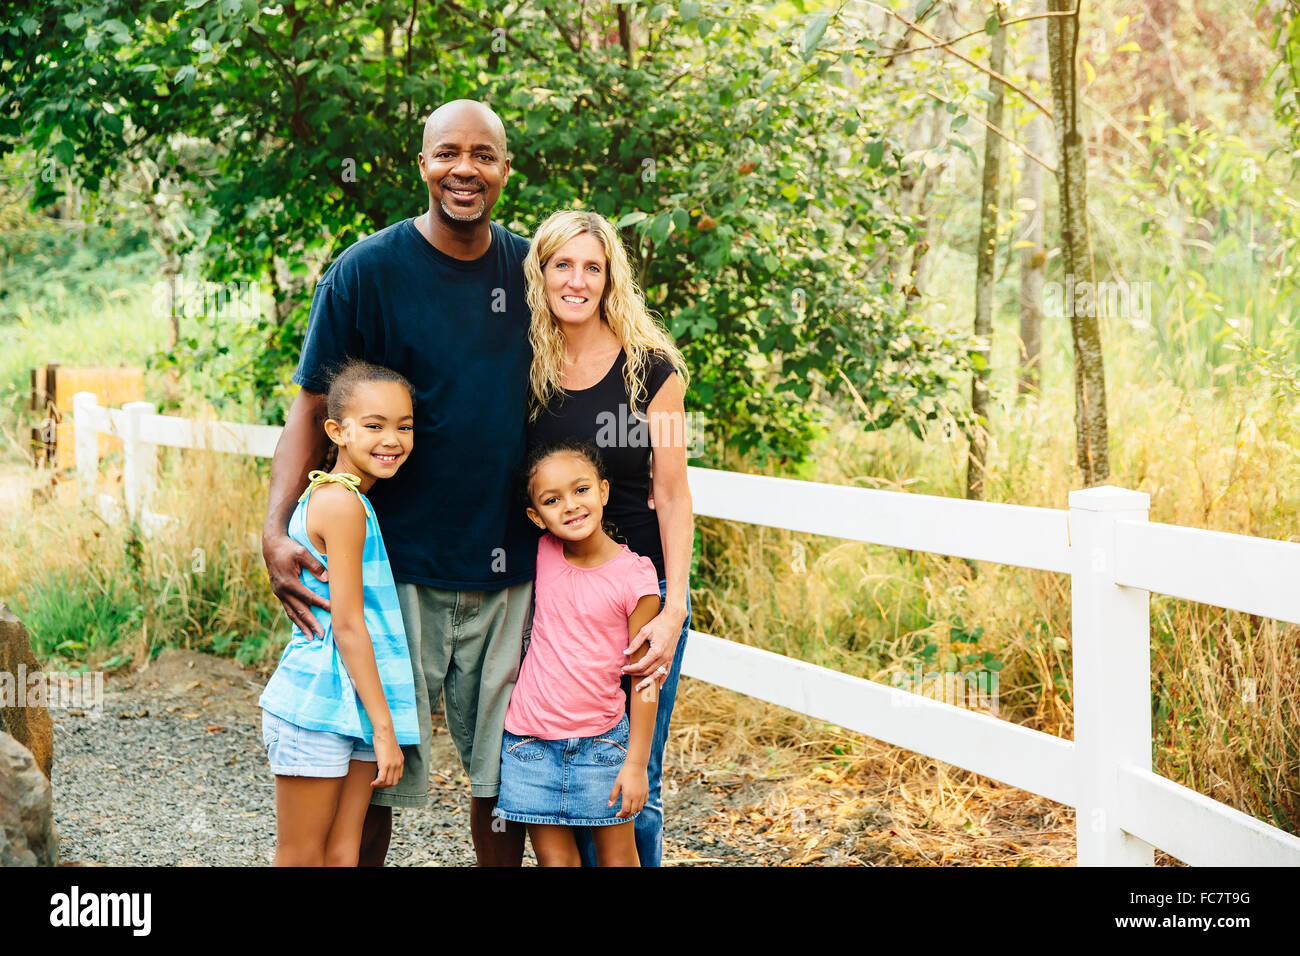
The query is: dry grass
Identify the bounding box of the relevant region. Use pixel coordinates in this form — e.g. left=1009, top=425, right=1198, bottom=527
left=667, top=680, right=1081, bottom=865
left=3, top=338, right=1297, bottom=865
left=1, top=396, right=281, bottom=669
left=670, top=328, right=1300, bottom=862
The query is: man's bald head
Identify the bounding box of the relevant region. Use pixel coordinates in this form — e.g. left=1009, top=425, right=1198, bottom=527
left=422, top=100, right=507, bottom=156
left=416, top=99, right=512, bottom=230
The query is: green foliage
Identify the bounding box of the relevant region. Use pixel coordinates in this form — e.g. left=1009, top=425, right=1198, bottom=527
left=0, top=0, right=965, bottom=464
left=0, top=221, right=152, bottom=322
left=1267, top=0, right=1300, bottom=173
left=0, top=152, right=157, bottom=324
left=484, top=2, right=964, bottom=459
left=1106, top=107, right=1300, bottom=390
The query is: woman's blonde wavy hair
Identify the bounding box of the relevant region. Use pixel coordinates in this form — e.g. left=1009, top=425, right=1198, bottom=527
left=524, top=209, right=689, bottom=423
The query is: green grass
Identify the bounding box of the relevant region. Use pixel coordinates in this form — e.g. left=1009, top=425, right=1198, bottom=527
left=14, top=564, right=142, bottom=665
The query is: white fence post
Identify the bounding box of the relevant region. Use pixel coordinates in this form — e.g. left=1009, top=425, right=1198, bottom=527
left=122, top=400, right=157, bottom=521
left=72, top=391, right=100, bottom=502
left=1070, top=485, right=1153, bottom=866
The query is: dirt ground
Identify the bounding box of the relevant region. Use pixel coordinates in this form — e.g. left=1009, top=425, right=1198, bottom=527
left=41, top=648, right=1192, bottom=866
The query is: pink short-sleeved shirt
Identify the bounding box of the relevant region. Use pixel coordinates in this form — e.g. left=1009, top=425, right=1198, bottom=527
left=504, top=532, right=661, bottom=739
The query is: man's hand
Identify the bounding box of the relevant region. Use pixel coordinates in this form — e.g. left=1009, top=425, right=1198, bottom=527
left=263, top=531, right=330, bottom=638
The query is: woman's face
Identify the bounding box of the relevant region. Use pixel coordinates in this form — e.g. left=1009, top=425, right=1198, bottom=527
left=543, top=232, right=607, bottom=329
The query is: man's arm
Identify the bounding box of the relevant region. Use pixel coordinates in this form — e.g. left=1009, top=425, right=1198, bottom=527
left=262, top=386, right=332, bottom=638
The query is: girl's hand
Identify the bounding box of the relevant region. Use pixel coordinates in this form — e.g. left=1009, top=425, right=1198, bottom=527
left=622, top=607, right=687, bottom=693
left=372, top=730, right=404, bottom=790
left=609, top=764, right=649, bottom=818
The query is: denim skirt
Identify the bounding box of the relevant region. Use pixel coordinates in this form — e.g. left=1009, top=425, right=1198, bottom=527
left=493, top=712, right=638, bottom=827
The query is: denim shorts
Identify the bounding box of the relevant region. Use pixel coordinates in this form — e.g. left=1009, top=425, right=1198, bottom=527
left=493, top=712, right=638, bottom=827
left=262, top=708, right=376, bottom=778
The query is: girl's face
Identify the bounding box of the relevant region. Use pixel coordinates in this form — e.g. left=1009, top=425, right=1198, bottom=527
left=325, top=380, right=414, bottom=480
left=543, top=232, right=607, bottom=329
left=526, top=452, right=609, bottom=541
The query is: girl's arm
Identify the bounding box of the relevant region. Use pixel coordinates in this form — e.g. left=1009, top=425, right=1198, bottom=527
left=262, top=387, right=332, bottom=638
left=611, top=594, right=663, bottom=818
left=623, top=373, right=694, bottom=692
left=309, top=487, right=403, bottom=788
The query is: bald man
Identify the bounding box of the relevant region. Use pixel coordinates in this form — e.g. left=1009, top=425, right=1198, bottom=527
left=262, top=99, right=534, bottom=866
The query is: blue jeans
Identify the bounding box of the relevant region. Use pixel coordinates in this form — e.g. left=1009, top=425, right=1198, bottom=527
left=575, top=578, right=690, bottom=867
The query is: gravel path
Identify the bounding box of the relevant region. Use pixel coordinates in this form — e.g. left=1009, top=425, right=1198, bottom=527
left=50, top=650, right=768, bottom=866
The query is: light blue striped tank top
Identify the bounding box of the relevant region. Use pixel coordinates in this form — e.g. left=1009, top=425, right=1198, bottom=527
left=258, top=470, right=421, bottom=745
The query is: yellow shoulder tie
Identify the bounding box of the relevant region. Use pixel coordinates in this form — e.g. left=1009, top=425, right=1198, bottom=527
left=298, top=469, right=362, bottom=502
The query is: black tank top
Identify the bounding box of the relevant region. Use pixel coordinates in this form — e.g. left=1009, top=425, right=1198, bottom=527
left=526, top=349, right=678, bottom=579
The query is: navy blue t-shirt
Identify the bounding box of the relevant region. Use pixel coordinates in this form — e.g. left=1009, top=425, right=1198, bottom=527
left=292, top=218, right=537, bottom=590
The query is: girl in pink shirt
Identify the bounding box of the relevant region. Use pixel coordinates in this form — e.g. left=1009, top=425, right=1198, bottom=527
left=493, top=440, right=663, bottom=866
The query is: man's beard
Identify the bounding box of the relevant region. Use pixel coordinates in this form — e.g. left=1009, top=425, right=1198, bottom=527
left=439, top=188, right=487, bottom=223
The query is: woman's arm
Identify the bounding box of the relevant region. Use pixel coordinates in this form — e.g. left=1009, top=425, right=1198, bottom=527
left=610, top=594, right=663, bottom=818
left=310, top=488, right=403, bottom=788
left=623, top=372, right=694, bottom=692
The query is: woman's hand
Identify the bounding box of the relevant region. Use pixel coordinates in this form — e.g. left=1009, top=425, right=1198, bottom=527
left=371, top=729, right=404, bottom=790
left=609, top=763, right=649, bottom=818
left=622, top=607, right=687, bottom=694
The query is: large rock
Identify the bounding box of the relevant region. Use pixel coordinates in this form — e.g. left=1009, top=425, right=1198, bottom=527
left=0, top=602, right=53, bottom=780
left=0, top=731, right=58, bottom=866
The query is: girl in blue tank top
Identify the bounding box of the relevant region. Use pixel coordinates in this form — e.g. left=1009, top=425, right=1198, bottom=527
left=258, top=359, right=420, bottom=866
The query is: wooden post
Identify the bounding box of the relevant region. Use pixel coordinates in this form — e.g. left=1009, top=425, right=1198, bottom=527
left=122, top=400, right=157, bottom=521
left=1069, top=485, right=1153, bottom=866
left=72, top=392, right=99, bottom=502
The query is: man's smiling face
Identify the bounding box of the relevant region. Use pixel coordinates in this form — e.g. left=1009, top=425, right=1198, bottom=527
left=417, top=103, right=510, bottom=226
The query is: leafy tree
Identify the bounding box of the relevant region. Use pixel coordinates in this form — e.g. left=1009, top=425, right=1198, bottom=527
left=0, top=0, right=965, bottom=462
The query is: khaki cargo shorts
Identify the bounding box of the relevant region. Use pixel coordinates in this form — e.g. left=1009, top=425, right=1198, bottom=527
left=371, top=579, right=534, bottom=807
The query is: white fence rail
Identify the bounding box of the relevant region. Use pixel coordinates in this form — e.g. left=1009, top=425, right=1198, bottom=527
left=73, top=393, right=1300, bottom=866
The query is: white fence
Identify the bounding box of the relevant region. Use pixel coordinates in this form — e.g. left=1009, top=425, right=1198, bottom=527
left=73, top=393, right=1300, bottom=866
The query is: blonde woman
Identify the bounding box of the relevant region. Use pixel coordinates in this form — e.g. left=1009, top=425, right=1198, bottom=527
left=521, top=209, right=694, bottom=867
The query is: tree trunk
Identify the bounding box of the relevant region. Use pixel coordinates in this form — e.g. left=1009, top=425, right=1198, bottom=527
left=1017, top=0, right=1048, bottom=399
left=617, top=2, right=635, bottom=68
left=882, top=2, right=956, bottom=310
left=133, top=162, right=183, bottom=403
left=966, top=8, right=1007, bottom=502
left=1047, top=0, right=1109, bottom=485
left=903, top=101, right=947, bottom=310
